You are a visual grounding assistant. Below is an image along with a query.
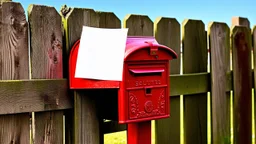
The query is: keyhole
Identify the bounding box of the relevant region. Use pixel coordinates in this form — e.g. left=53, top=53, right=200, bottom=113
left=146, top=88, right=151, bottom=94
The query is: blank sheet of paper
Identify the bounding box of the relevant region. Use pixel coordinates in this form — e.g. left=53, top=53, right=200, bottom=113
left=74, top=26, right=128, bottom=81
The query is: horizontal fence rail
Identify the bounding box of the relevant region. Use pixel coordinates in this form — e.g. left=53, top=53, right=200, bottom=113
left=0, top=70, right=253, bottom=114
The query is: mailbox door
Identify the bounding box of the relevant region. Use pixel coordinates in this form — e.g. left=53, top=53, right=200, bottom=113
left=119, top=61, right=170, bottom=123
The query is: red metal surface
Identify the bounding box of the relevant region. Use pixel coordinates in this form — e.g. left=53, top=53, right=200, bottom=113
left=127, top=121, right=151, bottom=144
left=118, top=61, right=170, bottom=123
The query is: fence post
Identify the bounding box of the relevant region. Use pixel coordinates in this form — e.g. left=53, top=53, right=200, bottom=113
left=0, top=2, right=30, bottom=143
left=154, top=17, right=181, bottom=144
left=182, top=19, right=208, bottom=144
left=253, top=25, right=256, bottom=144
left=96, top=11, right=121, bottom=144
left=63, top=7, right=101, bottom=144
left=28, top=4, right=65, bottom=144
left=231, top=25, right=252, bottom=144
left=208, top=22, right=231, bottom=144
left=232, top=17, right=250, bottom=29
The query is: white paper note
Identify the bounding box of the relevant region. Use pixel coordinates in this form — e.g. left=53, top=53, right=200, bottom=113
left=74, top=26, right=128, bottom=81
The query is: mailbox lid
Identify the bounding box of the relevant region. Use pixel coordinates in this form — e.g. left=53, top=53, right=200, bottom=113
left=69, top=36, right=177, bottom=89
left=125, top=36, right=177, bottom=61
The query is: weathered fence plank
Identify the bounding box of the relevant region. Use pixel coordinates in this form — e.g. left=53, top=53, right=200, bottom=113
left=154, top=17, right=181, bottom=144
left=231, top=26, right=252, bottom=144
left=208, top=22, right=230, bottom=144
left=0, top=79, right=70, bottom=114
left=96, top=11, right=121, bottom=144
left=60, top=5, right=74, bottom=144
left=97, top=11, right=121, bottom=28
left=65, top=7, right=101, bottom=144
left=253, top=25, right=256, bottom=144
left=124, top=14, right=153, bottom=36
left=182, top=19, right=208, bottom=144
left=0, top=2, right=30, bottom=144
left=232, top=17, right=250, bottom=29
left=123, top=14, right=153, bottom=143
left=28, top=4, right=64, bottom=144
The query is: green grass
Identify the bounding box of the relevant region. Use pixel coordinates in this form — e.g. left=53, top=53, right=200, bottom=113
left=104, top=122, right=156, bottom=144
left=104, top=131, right=127, bottom=144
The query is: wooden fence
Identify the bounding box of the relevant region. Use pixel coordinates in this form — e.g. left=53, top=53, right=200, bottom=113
left=0, top=1, right=255, bottom=144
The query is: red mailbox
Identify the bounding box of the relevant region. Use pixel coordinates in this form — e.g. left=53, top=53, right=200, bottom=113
left=69, top=36, right=177, bottom=144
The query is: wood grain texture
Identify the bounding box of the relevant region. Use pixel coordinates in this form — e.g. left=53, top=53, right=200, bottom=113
left=66, top=8, right=100, bottom=144
left=0, top=2, right=30, bottom=144
left=182, top=19, right=208, bottom=144
left=154, top=17, right=181, bottom=144
left=0, top=79, right=71, bottom=114
left=96, top=11, right=121, bottom=144
left=97, top=11, right=121, bottom=28
left=60, top=5, right=74, bottom=144
left=0, top=72, right=234, bottom=114
left=231, top=26, right=252, bottom=144
left=232, top=17, right=250, bottom=28
left=208, top=22, right=230, bottom=144
left=29, top=5, right=63, bottom=79
left=124, top=14, right=153, bottom=36
left=253, top=26, right=256, bottom=144
left=28, top=4, right=64, bottom=144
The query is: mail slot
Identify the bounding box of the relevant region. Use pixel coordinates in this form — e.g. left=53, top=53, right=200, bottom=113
left=69, top=36, right=177, bottom=123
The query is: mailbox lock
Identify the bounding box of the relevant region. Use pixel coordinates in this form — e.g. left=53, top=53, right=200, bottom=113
left=145, top=41, right=158, bottom=56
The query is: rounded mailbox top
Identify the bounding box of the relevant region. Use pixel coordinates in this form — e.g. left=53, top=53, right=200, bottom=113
left=124, top=36, right=178, bottom=60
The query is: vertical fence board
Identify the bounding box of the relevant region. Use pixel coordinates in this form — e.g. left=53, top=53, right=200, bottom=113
left=97, top=11, right=121, bottom=28
left=65, top=8, right=100, bottom=144
left=182, top=19, right=208, bottom=144
left=231, top=26, right=252, bottom=144
left=232, top=17, right=250, bottom=29
left=0, top=2, right=30, bottom=144
left=154, top=17, right=181, bottom=144
left=253, top=25, right=256, bottom=144
left=124, top=14, right=153, bottom=36
left=123, top=14, right=153, bottom=143
left=60, top=5, right=74, bottom=144
left=96, top=11, right=121, bottom=144
left=208, top=22, right=230, bottom=144
left=28, top=4, right=64, bottom=144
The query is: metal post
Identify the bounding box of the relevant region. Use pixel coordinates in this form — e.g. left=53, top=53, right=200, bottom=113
left=127, top=121, right=151, bottom=144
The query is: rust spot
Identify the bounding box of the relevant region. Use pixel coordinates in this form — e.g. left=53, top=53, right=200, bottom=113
left=53, top=55, right=58, bottom=64
left=51, top=33, right=56, bottom=50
